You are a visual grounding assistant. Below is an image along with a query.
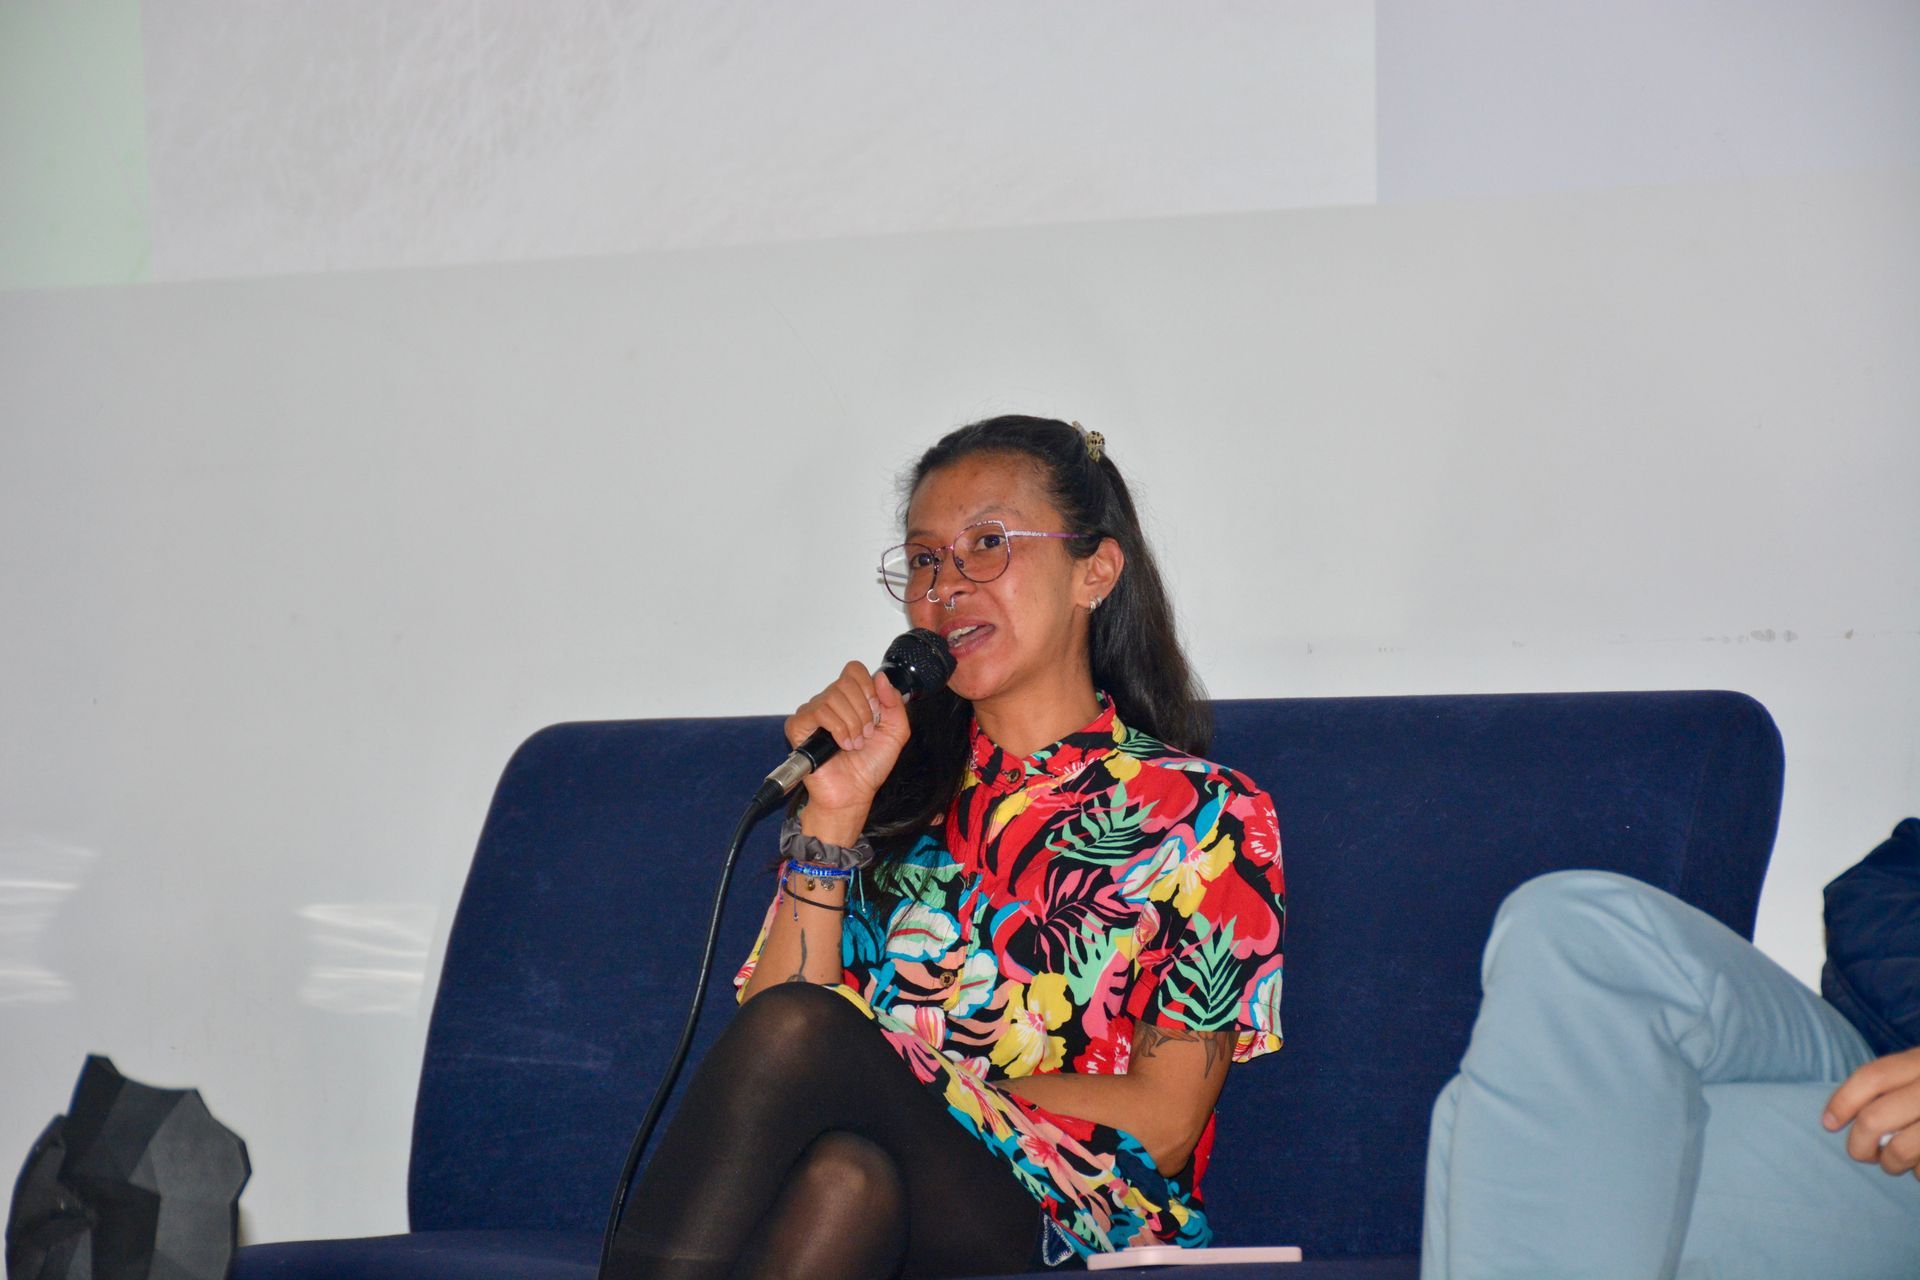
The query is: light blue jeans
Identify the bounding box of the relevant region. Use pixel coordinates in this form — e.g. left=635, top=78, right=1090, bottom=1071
left=1422, top=871, right=1920, bottom=1279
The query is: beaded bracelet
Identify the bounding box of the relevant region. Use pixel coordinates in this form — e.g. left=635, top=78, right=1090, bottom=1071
left=780, top=860, right=853, bottom=926
left=786, top=859, right=856, bottom=881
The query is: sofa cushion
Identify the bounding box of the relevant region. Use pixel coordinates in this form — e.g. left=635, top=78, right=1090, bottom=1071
left=233, top=1230, right=594, bottom=1279
left=233, top=1230, right=1416, bottom=1280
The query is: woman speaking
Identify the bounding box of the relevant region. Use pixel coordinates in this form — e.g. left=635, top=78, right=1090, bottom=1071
left=611, top=416, right=1286, bottom=1277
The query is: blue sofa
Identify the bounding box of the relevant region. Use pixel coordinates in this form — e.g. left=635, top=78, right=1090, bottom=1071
left=235, top=691, right=1783, bottom=1279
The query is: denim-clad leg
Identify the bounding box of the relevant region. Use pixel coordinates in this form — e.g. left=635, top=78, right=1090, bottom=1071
left=1422, top=870, right=1920, bottom=1280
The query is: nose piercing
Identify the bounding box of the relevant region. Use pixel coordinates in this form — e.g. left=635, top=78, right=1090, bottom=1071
left=943, top=595, right=958, bottom=611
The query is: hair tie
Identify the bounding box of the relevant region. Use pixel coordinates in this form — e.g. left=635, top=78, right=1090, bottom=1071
left=1071, top=421, right=1105, bottom=463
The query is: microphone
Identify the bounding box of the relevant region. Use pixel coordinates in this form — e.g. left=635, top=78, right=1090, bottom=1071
left=749, top=628, right=956, bottom=816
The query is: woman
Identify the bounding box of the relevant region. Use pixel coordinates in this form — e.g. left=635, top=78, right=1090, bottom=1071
left=612, top=416, right=1285, bottom=1277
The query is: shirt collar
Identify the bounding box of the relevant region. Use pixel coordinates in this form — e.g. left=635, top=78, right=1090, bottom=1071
left=966, top=695, right=1123, bottom=793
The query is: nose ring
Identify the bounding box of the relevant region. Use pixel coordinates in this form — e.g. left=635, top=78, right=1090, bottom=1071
left=924, top=574, right=958, bottom=610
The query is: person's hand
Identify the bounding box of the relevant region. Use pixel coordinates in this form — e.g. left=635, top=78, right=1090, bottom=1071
left=1824, top=1044, right=1920, bottom=1177
left=783, top=662, right=911, bottom=840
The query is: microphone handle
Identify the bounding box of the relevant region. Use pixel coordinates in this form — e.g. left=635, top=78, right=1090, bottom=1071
left=754, top=726, right=836, bottom=808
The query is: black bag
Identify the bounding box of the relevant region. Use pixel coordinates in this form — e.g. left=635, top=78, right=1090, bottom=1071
left=1823, top=817, right=1920, bottom=1058
left=5, top=1055, right=250, bottom=1280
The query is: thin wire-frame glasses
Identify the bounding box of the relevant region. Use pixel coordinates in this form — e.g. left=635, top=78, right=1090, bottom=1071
left=878, top=519, right=1092, bottom=603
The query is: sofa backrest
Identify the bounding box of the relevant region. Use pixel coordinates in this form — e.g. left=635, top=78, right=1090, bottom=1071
left=409, top=691, right=1782, bottom=1256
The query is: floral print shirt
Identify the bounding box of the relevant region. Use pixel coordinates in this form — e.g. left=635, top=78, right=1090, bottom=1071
left=737, top=698, right=1285, bottom=1262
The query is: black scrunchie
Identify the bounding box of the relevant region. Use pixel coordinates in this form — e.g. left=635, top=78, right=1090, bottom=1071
left=778, top=816, right=875, bottom=870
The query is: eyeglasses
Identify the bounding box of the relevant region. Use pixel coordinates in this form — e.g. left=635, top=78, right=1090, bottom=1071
left=878, top=520, right=1094, bottom=603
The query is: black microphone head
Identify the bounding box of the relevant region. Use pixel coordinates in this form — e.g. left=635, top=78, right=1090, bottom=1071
left=880, top=628, right=956, bottom=699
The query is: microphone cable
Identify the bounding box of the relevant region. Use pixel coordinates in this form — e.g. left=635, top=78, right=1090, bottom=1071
left=597, top=793, right=772, bottom=1278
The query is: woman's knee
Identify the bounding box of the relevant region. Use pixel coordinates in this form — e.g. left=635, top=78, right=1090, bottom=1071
left=721, top=982, right=871, bottom=1084
left=744, top=1132, right=907, bottom=1280
left=789, top=1131, right=905, bottom=1212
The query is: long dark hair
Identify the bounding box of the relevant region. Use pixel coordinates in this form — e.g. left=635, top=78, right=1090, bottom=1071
left=862, top=415, right=1211, bottom=855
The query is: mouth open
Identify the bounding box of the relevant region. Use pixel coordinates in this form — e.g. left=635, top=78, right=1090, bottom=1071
left=943, top=623, right=993, bottom=656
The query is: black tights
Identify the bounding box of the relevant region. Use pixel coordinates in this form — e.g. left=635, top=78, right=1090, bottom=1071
left=607, top=982, right=1043, bottom=1279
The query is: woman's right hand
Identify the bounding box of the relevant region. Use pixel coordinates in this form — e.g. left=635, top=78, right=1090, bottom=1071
left=1826, top=1044, right=1920, bottom=1177
left=783, top=661, right=911, bottom=839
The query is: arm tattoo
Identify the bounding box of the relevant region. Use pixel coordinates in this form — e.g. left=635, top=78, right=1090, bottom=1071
left=785, top=924, right=811, bottom=983
left=1134, top=1022, right=1234, bottom=1075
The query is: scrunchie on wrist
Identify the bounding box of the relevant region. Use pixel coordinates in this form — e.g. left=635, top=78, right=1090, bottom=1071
left=777, top=815, right=876, bottom=871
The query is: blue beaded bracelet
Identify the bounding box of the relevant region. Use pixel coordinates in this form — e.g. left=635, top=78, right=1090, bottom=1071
left=780, top=860, right=855, bottom=928
left=785, top=859, right=856, bottom=881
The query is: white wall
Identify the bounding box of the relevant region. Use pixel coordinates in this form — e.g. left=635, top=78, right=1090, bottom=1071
left=143, top=0, right=1376, bottom=280
left=2, top=0, right=1915, bottom=1247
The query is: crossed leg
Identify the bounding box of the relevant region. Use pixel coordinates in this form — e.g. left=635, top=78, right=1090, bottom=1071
left=1422, top=871, right=1920, bottom=1280
left=608, top=982, right=1041, bottom=1279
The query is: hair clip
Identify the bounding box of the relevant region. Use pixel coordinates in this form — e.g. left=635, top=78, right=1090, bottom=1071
left=1071, top=421, right=1105, bottom=462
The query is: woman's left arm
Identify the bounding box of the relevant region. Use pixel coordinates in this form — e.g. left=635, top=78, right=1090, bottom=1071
left=997, top=1021, right=1234, bottom=1175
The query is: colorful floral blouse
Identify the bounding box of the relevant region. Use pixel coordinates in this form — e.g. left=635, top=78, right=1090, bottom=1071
left=736, top=698, right=1285, bottom=1264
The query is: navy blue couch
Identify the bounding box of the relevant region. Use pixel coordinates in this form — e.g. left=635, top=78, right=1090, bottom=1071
left=236, top=691, right=1784, bottom=1279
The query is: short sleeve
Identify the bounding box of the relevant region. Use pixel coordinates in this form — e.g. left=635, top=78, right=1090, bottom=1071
left=1135, top=774, right=1285, bottom=1063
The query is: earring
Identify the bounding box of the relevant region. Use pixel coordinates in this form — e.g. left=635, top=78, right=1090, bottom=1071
left=1090, top=594, right=1104, bottom=611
